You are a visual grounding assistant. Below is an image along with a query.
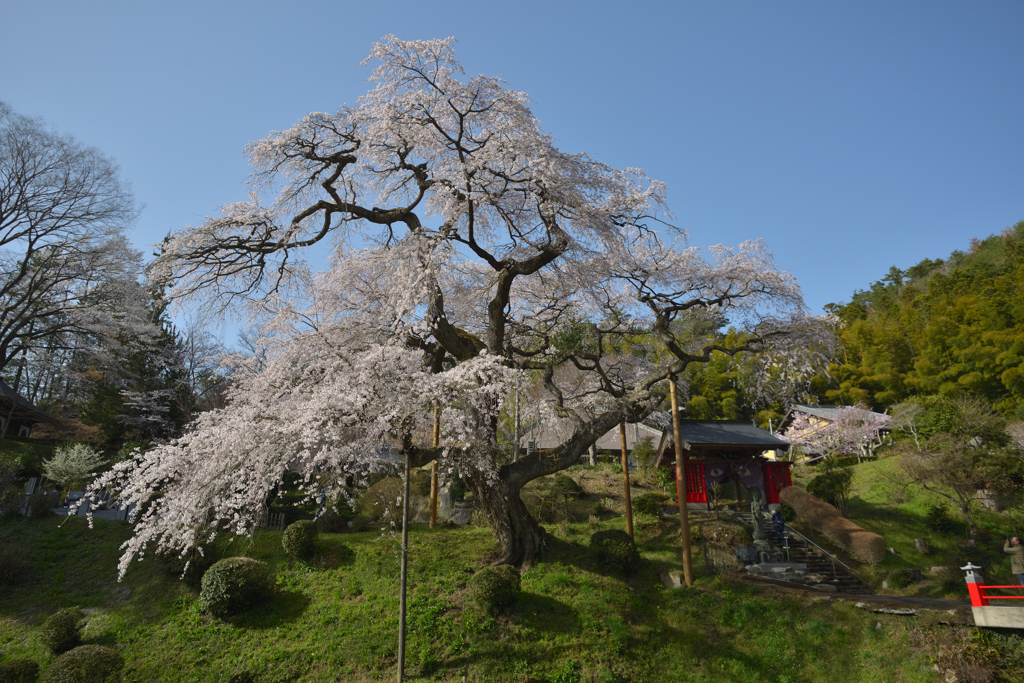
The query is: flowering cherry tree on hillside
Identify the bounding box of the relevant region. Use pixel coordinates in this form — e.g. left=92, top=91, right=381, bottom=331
left=779, top=404, right=889, bottom=462
left=94, top=37, right=832, bottom=573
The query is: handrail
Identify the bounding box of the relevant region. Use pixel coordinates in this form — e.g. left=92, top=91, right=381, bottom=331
left=781, top=522, right=857, bottom=575
left=980, top=586, right=1024, bottom=600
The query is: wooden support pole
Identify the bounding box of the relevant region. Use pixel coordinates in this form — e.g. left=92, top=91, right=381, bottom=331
left=398, top=450, right=411, bottom=681
left=669, top=376, right=694, bottom=587
left=619, top=420, right=634, bottom=538
left=429, top=401, right=440, bottom=529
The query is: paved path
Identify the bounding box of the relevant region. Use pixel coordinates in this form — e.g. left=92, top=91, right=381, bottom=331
left=840, top=593, right=972, bottom=610
left=742, top=575, right=972, bottom=610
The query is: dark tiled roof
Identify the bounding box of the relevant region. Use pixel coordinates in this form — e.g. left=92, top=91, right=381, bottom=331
left=675, top=420, right=789, bottom=448
left=0, top=379, right=57, bottom=424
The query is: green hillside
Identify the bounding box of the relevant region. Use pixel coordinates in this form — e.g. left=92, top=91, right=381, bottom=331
left=818, top=220, right=1024, bottom=416
left=3, top=466, right=1023, bottom=682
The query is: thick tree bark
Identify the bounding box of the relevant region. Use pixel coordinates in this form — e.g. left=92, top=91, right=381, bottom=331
left=465, top=469, right=546, bottom=567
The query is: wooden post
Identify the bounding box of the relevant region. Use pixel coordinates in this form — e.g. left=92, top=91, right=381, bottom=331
left=398, top=450, right=411, bottom=681
left=429, top=401, right=440, bottom=529
left=619, top=421, right=634, bottom=538
left=669, top=376, right=693, bottom=587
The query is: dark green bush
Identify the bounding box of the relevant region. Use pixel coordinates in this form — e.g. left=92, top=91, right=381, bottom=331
left=551, top=475, right=583, bottom=500
left=886, top=568, right=918, bottom=589
left=40, top=645, right=122, bottom=683
left=633, top=492, right=667, bottom=516
left=0, top=658, right=39, bottom=683
left=776, top=503, right=796, bottom=524
left=653, top=466, right=676, bottom=494
left=0, top=541, right=27, bottom=587
left=410, top=470, right=432, bottom=497
left=315, top=492, right=359, bottom=533
left=199, top=557, right=273, bottom=618
left=469, top=564, right=521, bottom=614
left=39, top=609, right=82, bottom=655
left=448, top=473, right=467, bottom=502
left=590, top=529, right=641, bottom=574
left=0, top=486, right=22, bottom=516
left=282, top=520, right=318, bottom=559
left=925, top=504, right=956, bottom=534
left=25, top=492, right=59, bottom=518
left=806, top=464, right=853, bottom=516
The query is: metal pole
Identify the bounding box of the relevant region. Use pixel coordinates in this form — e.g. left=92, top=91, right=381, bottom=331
left=397, top=450, right=411, bottom=681
left=619, top=421, right=634, bottom=537
left=429, top=401, right=440, bottom=528
left=669, top=376, right=693, bottom=587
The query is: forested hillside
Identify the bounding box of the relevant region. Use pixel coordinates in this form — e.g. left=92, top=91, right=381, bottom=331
left=816, top=220, right=1024, bottom=417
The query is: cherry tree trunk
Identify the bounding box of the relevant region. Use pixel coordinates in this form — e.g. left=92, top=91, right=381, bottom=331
left=465, top=471, right=545, bottom=568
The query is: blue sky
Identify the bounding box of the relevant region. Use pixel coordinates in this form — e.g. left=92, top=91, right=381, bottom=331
left=2, top=1, right=1022, bottom=334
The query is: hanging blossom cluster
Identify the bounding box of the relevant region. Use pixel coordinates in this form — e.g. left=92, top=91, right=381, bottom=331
left=88, top=326, right=521, bottom=579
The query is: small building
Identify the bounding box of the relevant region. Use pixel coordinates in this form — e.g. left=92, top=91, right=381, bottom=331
left=0, top=379, right=57, bottom=438
left=522, top=416, right=793, bottom=510
left=775, top=404, right=889, bottom=463
left=647, top=420, right=793, bottom=509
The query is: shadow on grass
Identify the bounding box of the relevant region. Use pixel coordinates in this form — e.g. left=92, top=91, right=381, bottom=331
left=312, top=543, right=357, bottom=570
left=233, top=589, right=310, bottom=629
left=538, top=534, right=596, bottom=571
left=515, top=592, right=580, bottom=632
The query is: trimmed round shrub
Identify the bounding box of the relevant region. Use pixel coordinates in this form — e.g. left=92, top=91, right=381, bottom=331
left=469, top=564, right=521, bottom=614
left=39, top=609, right=82, bottom=655
left=0, top=658, right=40, bottom=683
left=551, top=475, right=583, bottom=500
left=199, top=557, right=273, bottom=618
left=40, top=645, right=122, bottom=683
left=590, top=529, right=641, bottom=574
left=282, top=520, right=318, bottom=559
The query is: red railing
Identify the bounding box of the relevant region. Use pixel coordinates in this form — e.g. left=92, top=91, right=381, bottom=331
left=968, top=583, right=1024, bottom=607
left=963, top=564, right=1024, bottom=607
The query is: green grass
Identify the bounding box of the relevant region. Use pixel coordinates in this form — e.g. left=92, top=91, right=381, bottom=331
left=0, top=504, right=989, bottom=683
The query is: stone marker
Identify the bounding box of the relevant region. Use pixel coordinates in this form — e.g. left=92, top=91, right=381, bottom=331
left=914, top=538, right=928, bottom=554
left=661, top=571, right=683, bottom=588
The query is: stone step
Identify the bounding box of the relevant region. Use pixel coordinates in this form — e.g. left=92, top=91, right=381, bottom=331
left=733, top=513, right=872, bottom=594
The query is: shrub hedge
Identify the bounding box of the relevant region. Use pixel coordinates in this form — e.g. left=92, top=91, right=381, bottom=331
left=0, top=658, right=39, bottom=683
left=779, top=486, right=885, bottom=564
left=590, top=529, right=641, bottom=573
left=282, top=520, right=318, bottom=559
left=40, top=645, right=122, bottom=683
left=199, top=557, right=273, bottom=618
left=469, top=565, right=521, bottom=613
left=39, top=609, right=82, bottom=655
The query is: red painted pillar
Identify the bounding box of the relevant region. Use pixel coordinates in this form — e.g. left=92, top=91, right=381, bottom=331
left=963, top=564, right=989, bottom=606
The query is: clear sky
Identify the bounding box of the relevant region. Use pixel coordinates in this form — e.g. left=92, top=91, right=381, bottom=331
left=2, top=1, right=1022, bottom=330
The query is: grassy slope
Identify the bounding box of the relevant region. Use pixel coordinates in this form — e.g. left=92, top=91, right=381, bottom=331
left=0, top=467, right=998, bottom=682
left=793, top=456, right=1021, bottom=596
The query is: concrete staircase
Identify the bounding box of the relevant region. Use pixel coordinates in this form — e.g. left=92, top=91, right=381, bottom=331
left=737, top=512, right=872, bottom=594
